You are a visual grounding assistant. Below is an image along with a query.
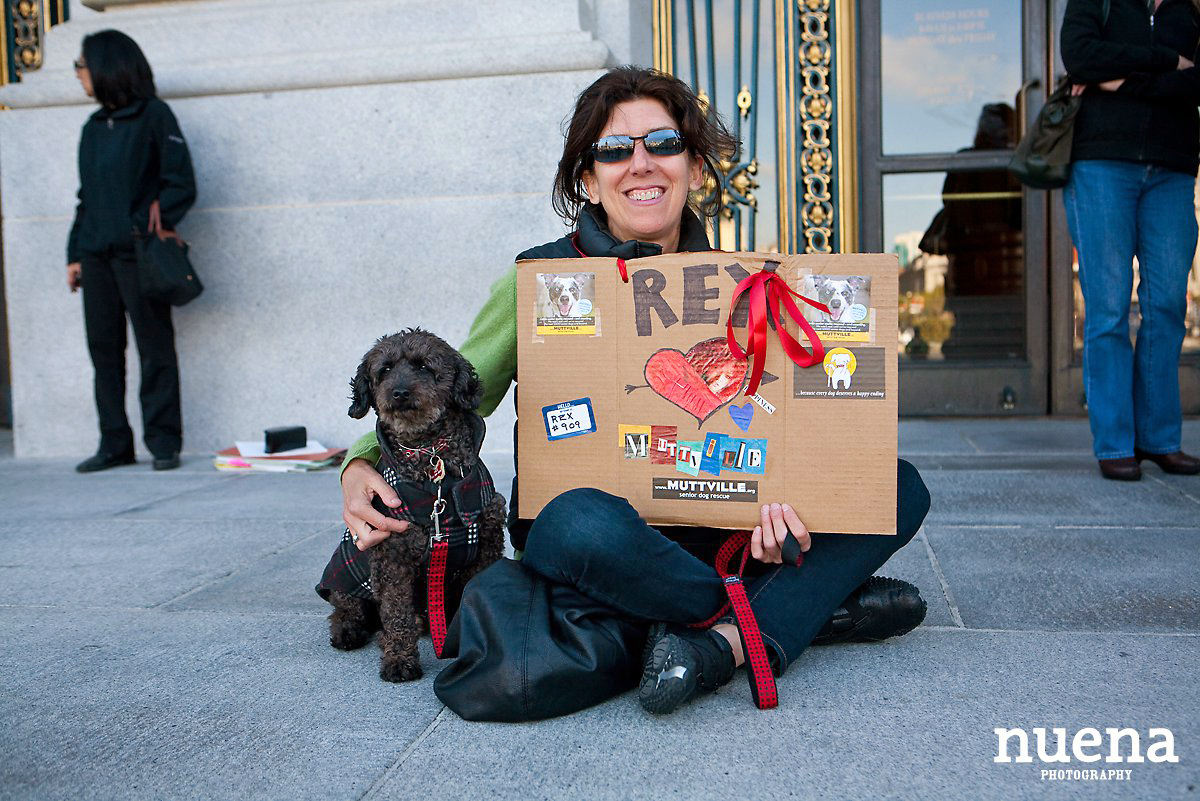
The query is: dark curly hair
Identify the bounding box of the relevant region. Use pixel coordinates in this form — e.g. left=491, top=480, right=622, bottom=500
left=552, top=66, right=739, bottom=229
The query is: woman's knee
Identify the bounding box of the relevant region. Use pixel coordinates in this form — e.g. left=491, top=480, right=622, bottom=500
left=524, top=488, right=638, bottom=572
left=896, top=459, right=930, bottom=545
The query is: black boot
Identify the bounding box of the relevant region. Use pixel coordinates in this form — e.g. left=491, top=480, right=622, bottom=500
left=639, top=623, right=736, bottom=715
left=811, top=576, right=927, bottom=646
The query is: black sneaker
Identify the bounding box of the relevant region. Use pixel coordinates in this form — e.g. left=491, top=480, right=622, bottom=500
left=810, top=576, right=927, bottom=646
left=639, top=623, right=736, bottom=715
left=75, top=451, right=136, bottom=473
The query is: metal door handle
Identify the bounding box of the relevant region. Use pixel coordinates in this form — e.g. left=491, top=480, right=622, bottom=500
left=1015, top=78, right=1042, bottom=140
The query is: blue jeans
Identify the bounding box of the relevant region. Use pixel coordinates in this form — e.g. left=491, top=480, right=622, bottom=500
left=1063, top=160, right=1198, bottom=460
left=522, top=460, right=930, bottom=675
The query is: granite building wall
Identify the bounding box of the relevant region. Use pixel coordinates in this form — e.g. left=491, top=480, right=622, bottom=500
left=0, top=0, right=650, bottom=458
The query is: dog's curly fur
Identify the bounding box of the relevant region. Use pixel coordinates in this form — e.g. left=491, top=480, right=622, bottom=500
left=326, top=328, right=506, bottom=683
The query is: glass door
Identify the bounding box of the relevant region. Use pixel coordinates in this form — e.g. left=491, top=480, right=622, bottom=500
left=859, top=0, right=1050, bottom=414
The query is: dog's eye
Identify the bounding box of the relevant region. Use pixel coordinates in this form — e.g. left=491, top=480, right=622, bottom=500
left=380, top=364, right=392, bottom=375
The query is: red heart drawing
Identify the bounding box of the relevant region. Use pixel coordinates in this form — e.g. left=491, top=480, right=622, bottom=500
left=644, top=338, right=748, bottom=425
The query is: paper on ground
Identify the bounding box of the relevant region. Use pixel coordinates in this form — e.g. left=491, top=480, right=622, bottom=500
left=233, top=440, right=327, bottom=458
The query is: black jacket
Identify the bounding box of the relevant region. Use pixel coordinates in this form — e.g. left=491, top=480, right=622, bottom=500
left=505, top=204, right=713, bottom=551
left=515, top=203, right=713, bottom=261
left=1062, top=0, right=1200, bottom=175
left=67, top=97, right=196, bottom=262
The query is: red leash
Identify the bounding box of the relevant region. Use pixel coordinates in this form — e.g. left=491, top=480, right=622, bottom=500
left=427, top=539, right=449, bottom=657
left=695, top=531, right=804, bottom=709
left=424, top=455, right=450, bottom=658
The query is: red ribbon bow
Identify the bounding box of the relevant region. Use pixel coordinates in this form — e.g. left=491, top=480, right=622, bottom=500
left=725, top=262, right=829, bottom=397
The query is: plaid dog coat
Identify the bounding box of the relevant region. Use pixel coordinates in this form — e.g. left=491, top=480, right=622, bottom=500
left=315, top=413, right=498, bottom=602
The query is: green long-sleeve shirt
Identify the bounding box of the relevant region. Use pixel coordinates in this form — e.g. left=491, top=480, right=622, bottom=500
left=341, top=264, right=518, bottom=472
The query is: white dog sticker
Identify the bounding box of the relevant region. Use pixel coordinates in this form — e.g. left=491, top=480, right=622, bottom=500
left=543, top=273, right=589, bottom=318
left=811, top=275, right=865, bottom=323
left=823, top=348, right=857, bottom=390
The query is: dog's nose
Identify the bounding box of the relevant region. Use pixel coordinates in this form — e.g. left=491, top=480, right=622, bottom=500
left=392, top=388, right=409, bottom=401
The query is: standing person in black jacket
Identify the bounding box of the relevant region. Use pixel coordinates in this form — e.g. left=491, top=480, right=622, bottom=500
left=68, top=30, right=196, bottom=473
left=1061, top=0, right=1200, bottom=480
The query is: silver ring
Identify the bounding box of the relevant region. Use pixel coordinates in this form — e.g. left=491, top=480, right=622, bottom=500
left=351, top=531, right=361, bottom=545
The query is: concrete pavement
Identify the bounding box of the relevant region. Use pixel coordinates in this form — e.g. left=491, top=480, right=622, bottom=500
left=1, top=419, right=1197, bottom=801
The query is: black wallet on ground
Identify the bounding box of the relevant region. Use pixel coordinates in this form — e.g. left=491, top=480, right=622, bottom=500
left=264, top=426, right=306, bottom=453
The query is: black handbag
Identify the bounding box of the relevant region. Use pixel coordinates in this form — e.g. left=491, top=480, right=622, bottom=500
left=1007, top=81, right=1082, bottom=190
left=433, top=558, right=647, bottom=722
left=135, top=231, right=203, bottom=306
left=1008, top=0, right=1109, bottom=189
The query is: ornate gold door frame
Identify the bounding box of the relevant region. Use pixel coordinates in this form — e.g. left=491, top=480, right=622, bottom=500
left=653, top=0, right=858, bottom=255
left=3, top=0, right=70, bottom=87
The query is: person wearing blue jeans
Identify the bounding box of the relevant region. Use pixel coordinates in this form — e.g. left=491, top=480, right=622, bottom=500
left=524, top=460, right=931, bottom=713
left=341, top=67, right=933, bottom=716
left=1064, top=162, right=1199, bottom=474
left=1061, top=0, right=1200, bottom=480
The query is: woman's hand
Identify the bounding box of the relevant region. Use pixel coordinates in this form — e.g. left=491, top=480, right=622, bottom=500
left=341, top=458, right=409, bottom=551
left=147, top=199, right=164, bottom=238
left=1071, top=78, right=1125, bottom=96
left=67, top=262, right=82, bottom=292
left=750, top=502, right=811, bottom=564
left=1179, top=55, right=1194, bottom=70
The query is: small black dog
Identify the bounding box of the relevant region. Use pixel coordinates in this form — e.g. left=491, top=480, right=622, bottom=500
left=316, top=329, right=506, bottom=682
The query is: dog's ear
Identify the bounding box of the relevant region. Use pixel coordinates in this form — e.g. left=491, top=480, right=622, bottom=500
left=451, top=357, right=483, bottom=411
left=574, top=272, right=589, bottom=288
left=543, top=273, right=556, bottom=289
left=347, top=354, right=374, bottom=419
left=847, top=276, right=864, bottom=290
left=811, top=275, right=827, bottom=288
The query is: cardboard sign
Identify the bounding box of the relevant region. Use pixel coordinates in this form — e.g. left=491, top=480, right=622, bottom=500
left=516, top=252, right=898, bottom=535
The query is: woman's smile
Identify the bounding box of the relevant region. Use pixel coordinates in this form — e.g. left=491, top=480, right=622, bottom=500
left=582, top=97, right=703, bottom=252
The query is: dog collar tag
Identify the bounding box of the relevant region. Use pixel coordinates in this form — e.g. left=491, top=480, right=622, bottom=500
left=428, top=455, right=446, bottom=484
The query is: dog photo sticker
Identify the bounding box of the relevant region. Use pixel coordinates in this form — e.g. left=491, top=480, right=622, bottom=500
left=793, top=347, right=886, bottom=400
left=536, top=272, right=597, bottom=336
left=796, top=274, right=872, bottom=343
left=542, top=397, right=598, bottom=440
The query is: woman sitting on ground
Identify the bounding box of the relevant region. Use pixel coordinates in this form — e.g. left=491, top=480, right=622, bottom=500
left=341, top=66, right=932, bottom=716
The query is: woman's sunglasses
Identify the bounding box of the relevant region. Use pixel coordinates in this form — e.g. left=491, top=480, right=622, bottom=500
left=591, top=129, right=687, bottom=164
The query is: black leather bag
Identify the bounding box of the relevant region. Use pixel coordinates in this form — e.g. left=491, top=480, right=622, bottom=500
left=433, top=558, right=647, bottom=722
left=1007, top=82, right=1082, bottom=190
left=1008, top=0, right=1109, bottom=190
left=134, top=232, right=203, bottom=306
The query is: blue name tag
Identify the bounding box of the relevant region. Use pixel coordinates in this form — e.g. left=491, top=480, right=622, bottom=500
left=542, top=398, right=597, bottom=441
